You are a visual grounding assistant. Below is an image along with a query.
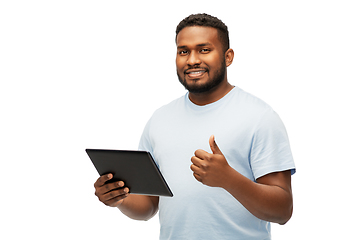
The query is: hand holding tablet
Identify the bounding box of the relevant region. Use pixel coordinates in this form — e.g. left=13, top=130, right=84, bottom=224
left=94, top=173, right=130, bottom=207
left=86, top=149, right=173, bottom=197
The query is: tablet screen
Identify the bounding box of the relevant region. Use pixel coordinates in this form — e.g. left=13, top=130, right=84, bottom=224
left=86, top=149, right=173, bottom=197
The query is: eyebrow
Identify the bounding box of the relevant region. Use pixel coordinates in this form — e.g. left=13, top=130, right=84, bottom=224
left=177, top=42, right=212, bottom=49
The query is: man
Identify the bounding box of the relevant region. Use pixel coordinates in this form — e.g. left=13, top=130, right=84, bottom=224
left=94, top=13, right=296, bottom=239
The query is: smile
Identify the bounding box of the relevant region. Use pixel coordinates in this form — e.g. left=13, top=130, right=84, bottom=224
left=185, top=69, right=207, bottom=79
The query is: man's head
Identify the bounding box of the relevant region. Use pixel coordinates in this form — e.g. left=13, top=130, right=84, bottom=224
left=175, top=13, right=234, bottom=94
left=176, top=13, right=230, bottom=53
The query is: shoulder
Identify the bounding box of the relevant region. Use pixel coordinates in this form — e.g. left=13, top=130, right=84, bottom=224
left=144, top=94, right=187, bottom=129
left=233, top=87, right=272, bottom=111
left=151, top=94, right=186, bottom=118
left=229, top=87, right=275, bottom=122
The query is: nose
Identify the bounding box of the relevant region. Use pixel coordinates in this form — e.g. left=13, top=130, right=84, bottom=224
left=187, top=51, right=201, bottom=66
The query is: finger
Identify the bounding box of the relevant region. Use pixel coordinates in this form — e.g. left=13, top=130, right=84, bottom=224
left=194, top=149, right=209, bottom=159
left=190, top=163, right=204, bottom=183
left=96, top=181, right=125, bottom=196
left=209, top=135, right=223, bottom=155
left=192, top=172, right=202, bottom=183
left=190, top=163, right=201, bottom=173
left=103, top=190, right=129, bottom=207
left=101, top=187, right=129, bottom=203
left=191, top=155, right=202, bottom=166
left=94, top=173, right=113, bottom=188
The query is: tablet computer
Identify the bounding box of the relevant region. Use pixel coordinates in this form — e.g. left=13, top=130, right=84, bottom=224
left=86, top=149, right=173, bottom=197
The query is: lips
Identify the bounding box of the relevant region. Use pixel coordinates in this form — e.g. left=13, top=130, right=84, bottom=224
left=185, top=68, right=208, bottom=79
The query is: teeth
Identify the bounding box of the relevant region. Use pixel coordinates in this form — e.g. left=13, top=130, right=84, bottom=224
left=189, top=71, right=204, bottom=74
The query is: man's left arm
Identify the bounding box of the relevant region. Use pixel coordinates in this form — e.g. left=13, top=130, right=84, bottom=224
left=190, top=135, right=293, bottom=225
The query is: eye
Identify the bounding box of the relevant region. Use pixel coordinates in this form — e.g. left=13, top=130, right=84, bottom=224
left=178, top=50, right=188, bottom=56
left=200, top=48, right=211, bottom=53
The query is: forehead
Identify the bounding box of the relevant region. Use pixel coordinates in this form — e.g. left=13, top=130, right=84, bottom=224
left=176, top=26, right=221, bottom=48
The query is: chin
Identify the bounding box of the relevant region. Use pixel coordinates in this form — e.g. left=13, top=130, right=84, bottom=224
left=186, top=82, right=221, bottom=94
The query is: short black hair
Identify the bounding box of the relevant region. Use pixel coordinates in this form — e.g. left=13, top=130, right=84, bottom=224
left=176, top=13, right=230, bottom=52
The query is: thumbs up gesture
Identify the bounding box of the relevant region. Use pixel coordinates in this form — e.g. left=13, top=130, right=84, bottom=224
left=190, top=135, right=233, bottom=188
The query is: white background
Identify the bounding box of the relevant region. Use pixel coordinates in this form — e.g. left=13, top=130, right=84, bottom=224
left=1, top=0, right=359, bottom=239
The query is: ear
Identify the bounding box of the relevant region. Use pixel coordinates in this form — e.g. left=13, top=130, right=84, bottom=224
left=225, top=48, right=234, bottom=67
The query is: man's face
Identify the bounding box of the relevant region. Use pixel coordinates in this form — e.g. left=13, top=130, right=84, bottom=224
left=176, top=26, right=226, bottom=94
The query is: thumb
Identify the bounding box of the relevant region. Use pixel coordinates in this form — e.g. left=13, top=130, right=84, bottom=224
left=209, top=135, right=223, bottom=155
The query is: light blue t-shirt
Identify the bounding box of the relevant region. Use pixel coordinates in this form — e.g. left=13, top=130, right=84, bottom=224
left=139, top=87, right=295, bottom=240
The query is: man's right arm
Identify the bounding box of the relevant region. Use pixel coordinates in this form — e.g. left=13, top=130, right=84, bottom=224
left=94, top=174, right=159, bottom=221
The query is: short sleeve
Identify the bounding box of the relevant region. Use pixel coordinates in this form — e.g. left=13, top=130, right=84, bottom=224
left=138, top=117, right=154, bottom=155
left=250, top=109, right=296, bottom=180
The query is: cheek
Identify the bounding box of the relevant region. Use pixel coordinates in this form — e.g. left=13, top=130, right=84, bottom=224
left=204, top=54, right=222, bottom=65
left=202, top=53, right=222, bottom=68
left=176, top=58, right=185, bottom=74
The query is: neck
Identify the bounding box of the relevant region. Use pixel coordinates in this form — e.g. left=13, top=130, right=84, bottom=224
left=188, top=79, right=234, bottom=106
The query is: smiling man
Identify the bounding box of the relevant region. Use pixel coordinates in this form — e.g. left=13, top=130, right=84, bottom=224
left=94, top=13, right=296, bottom=239
left=176, top=25, right=231, bottom=92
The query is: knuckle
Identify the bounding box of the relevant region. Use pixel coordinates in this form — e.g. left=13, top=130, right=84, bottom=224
left=109, top=191, right=117, bottom=198
left=94, top=188, right=102, bottom=197
left=201, top=163, right=209, bottom=170
left=98, top=195, right=105, bottom=203
left=94, top=180, right=102, bottom=188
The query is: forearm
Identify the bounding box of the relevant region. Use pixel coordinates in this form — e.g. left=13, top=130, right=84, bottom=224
left=117, top=195, right=159, bottom=221
left=223, top=168, right=293, bottom=225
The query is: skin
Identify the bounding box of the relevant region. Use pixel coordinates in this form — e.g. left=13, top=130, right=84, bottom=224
left=94, top=174, right=158, bottom=221
left=176, top=26, right=234, bottom=105
left=94, top=26, right=293, bottom=225
left=191, top=135, right=293, bottom=225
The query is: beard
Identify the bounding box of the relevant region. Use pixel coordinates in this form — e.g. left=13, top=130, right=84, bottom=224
left=177, top=60, right=226, bottom=94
